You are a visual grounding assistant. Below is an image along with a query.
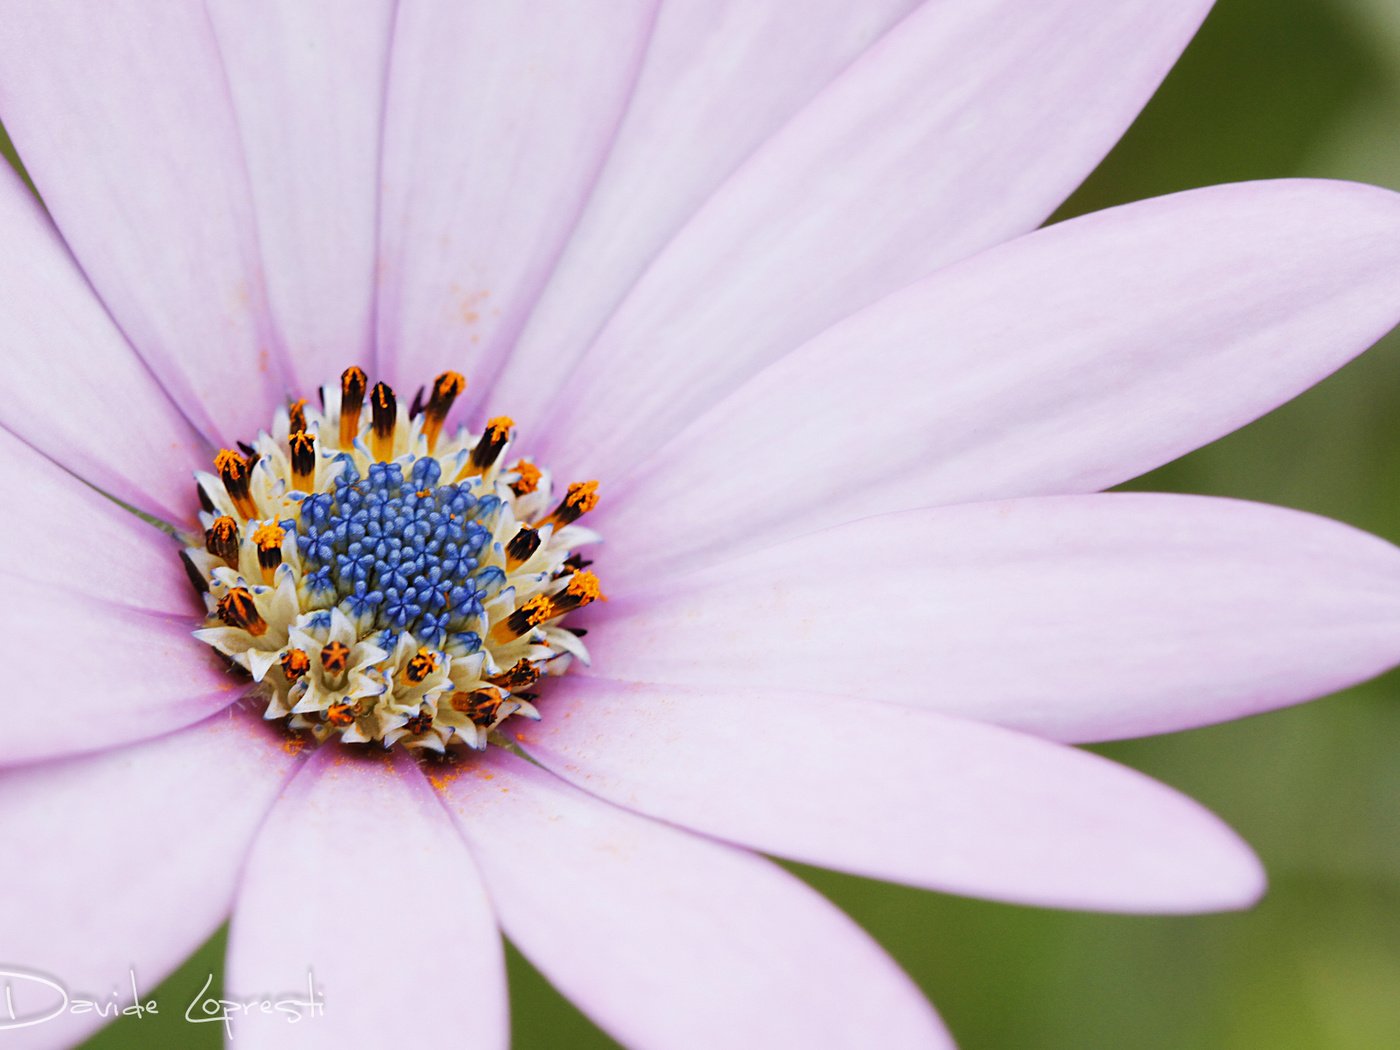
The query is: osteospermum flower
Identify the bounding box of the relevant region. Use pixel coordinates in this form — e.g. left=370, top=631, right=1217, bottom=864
left=4, top=2, right=1400, bottom=1047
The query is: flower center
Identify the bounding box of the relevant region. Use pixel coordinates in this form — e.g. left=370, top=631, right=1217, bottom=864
left=184, top=367, right=603, bottom=752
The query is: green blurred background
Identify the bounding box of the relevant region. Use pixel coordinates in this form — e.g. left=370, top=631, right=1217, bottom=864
left=4, top=0, right=1395, bottom=1046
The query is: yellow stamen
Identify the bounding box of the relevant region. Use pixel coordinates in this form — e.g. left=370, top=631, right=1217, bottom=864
left=510, top=460, right=542, bottom=496
left=321, top=641, right=350, bottom=678
left=215, top=587, right=266, bottom=637
left=289, top=431, right=316, bottom=489
left=490, top=571, right=604, bottom=642
left=450, top=688, right=505, bottom=727
left=281, top=648, right=310, bottom=682
left=488, top=660, right=540, bottom=691
left=370, top=381, right=396, bottom=461
left=490, top=595, right=550, bottom=643
left=505, top=525, right=540, bottom=570
left=538, top=480, right=599, bottom=530
left=561, top=570, right=605, bottom=606
left=422, top=371, right=466, bottom=452
left=204, top=515, right=239, bottom=564
left=404, top=647, right=439, bottom=685
left=339, top=366, right=367, bottom=448
left=461, top=416, right=514, bottom=477
left=214, top=449, right=259, bottom=520
left=253, top=522, right=285, bottom=585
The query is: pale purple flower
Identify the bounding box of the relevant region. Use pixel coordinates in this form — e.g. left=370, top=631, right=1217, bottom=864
left=3, top=2, right=1400, bottom=1048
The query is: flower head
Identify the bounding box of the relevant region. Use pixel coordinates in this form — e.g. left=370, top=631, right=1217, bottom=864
left=187, top=366, right=601, bottom=751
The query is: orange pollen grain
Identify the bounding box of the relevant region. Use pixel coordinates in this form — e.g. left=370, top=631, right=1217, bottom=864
left=488, top=659, right=540, bottom=690
left=280, top=648, right=310, bottom=681
left=519, top=595, right=552, bottom=624
left=430, top=371, right=466, bottom=406
left=450, top=688, right=504, bottom=726
left=339, top=366, right=368, bottom=447
left=564, top=570, right=605, bottom=604
left=427, top=766, right=466, bottom=792
left=204, top=516, right=239, bottom=562
left=370, top=382, right=397, bottom=461
left=215, top=587, right=266, bottom=636
left=422, top=371, right=466, bottom=451
left=405, top=647, right=439, bottom=684
left=320, top=641, right=350, bottom=677
left=289, top=431, right=316, bottom=483
left=541, top=479, right=599, bottom=529
left=510, top=461, right=542, bottom=495
left=213, top=448, right=246, bottom=477
left=563, top=480, right=599, bottom=515
left=253, top=523, right=285, bottom=551
left=252, top=522, right=285, bottom=583
left=214, top=449, right=258, bottom=518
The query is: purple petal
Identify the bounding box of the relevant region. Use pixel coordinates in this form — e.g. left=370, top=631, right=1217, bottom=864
left=0, top=2, right=284, bottom=443
left=527, top=0, right=1212, bottom=477
left=226, top=747, right=507, bottom=1048
left=0, top=708, right=299, bottom=1050
left=437, top=750, right=952, bottom=1049
left=374, top=0, right=656, bottom=396
left=604, top=180, right=1400, bottom=578
left=591, top=493, right=1400, bottom=742
left=517, top=678, right=1265, bottom=914
left=489, top=0, right=921, bottom=419
left=207, top=0, right=396, bottom=392
left=0, top=165, right=206, bottom=523
left=0, top=430, right=246, bottom=765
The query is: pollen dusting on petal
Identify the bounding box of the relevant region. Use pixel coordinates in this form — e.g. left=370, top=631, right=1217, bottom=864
left=426, top=764, right=467, bottom=793
left=282, top=735, right=310, bottom=757
left=182, top=368, right=601, bottom=753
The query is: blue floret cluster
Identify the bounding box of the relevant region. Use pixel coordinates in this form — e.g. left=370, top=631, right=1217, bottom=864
left=294, top=455, right=502, bottom=651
